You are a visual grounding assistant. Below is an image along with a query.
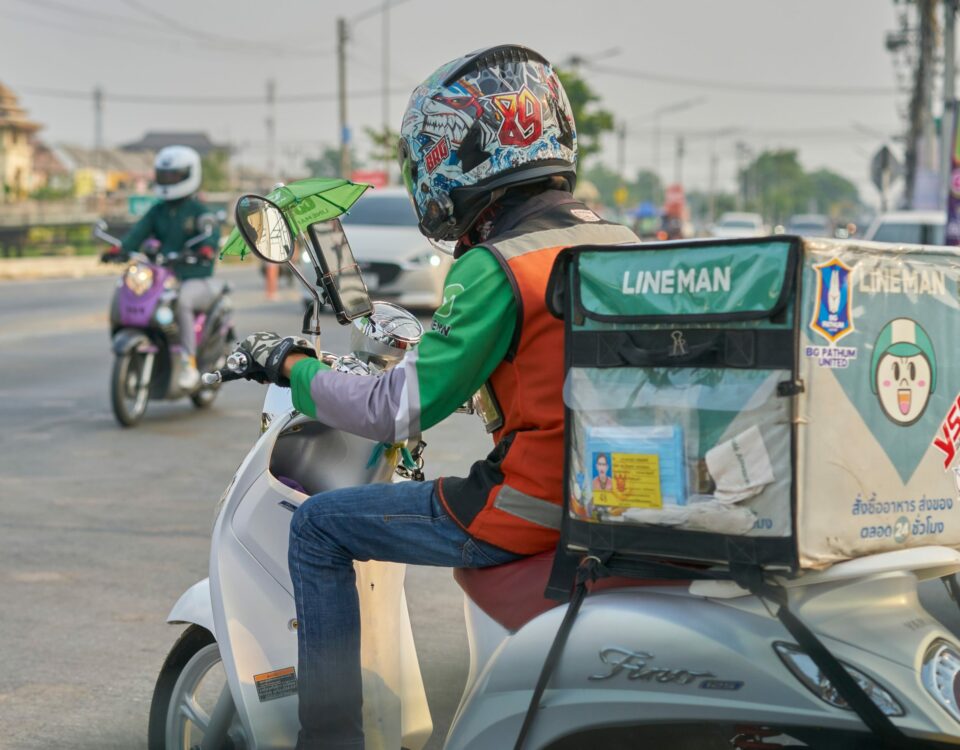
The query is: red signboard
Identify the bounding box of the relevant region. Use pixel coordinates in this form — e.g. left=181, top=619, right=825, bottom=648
left=350, top=169, right=389, bottom=188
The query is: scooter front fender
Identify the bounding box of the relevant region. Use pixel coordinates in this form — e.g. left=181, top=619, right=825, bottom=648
left=111, top=328, right=155, bottom=356
left=167, top=577, right=214, bottom=636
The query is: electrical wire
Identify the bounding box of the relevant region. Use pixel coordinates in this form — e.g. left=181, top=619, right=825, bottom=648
left=117, top=0, right=330, bottom=57
left=588, top=63, right=898, bottom=97
left=15, top=84, right=413, bottom=106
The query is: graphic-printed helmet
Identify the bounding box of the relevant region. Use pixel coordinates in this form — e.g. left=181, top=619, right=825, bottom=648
left=870, top=317, right=937, bottom=394
left=398, top=44, right=577, bottom=243
left=154, top=145, right=202, bottom=201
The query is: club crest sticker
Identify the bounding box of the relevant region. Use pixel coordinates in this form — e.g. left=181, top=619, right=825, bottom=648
left=809, top=258, right=854, bottom=343
left=870, top=318, right=937, bottom=427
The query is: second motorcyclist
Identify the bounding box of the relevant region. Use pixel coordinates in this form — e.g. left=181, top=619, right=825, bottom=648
left=235, top=45, right=639, bottom=749
left=109, top=145, right=220, bottom=390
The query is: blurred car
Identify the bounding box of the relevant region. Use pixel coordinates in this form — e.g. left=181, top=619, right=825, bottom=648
left=863, top=210, right=946, bottom=245
left=710, top=212, right=766, bottom=239
left=786, top=213, right=831, bottom=237
left=301, top=187, right=451, bottom=311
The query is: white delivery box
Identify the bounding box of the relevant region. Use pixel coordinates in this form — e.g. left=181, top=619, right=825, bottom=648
left=551, top=236, right=960, bottom=571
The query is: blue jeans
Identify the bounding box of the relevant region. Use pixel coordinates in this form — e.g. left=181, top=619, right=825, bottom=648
left=288, top=479, right=521, bottom=750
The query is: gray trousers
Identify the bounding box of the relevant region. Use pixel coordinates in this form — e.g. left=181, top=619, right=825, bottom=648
left=177, top=278, right=220, bottom=356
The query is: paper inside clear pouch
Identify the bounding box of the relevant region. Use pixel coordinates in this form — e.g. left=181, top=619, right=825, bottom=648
left=564, top=366, right=793, bottom=537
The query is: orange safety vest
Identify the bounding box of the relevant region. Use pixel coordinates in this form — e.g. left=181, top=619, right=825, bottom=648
left=437, top=194, right=638, bottom=555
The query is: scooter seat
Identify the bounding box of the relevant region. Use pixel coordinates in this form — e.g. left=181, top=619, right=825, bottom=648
left=453, top=551, right=688, bottom=632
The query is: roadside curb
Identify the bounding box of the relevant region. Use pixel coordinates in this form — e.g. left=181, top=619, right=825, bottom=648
left=0, top=256, right=115, bottom=282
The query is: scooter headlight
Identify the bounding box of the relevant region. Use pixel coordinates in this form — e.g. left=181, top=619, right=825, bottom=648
left=922, top=639, right=960, bottom=723
left=124, top=263, right=154, bottom=295
left=774, top=642, right=904, bottom=716
left=154, top=305, right=174, bottom=326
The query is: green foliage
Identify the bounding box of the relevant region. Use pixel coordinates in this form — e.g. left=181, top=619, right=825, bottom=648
left=739, top=150, right=860, bottom=223
left=200, top=151, right=229, bottom=192
left=582, top=164, right=662, bottom=207
left=305, top=146, right=358, bottom=179
left=365, top=126, right=400, bottom=167
left=30, top=184, right=74, bottom=201
left=556, top=69, right=615, bottom=161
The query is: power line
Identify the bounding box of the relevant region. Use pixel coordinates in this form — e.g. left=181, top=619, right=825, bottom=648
left=117, top=0, right=330, bottom=57
left=15, top=84, right=412, bottom=106
left=588, top=63, right=898, bottom=97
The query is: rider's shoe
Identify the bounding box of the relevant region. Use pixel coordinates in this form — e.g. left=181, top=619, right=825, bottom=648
left=178, top=355, right=200, bottom=391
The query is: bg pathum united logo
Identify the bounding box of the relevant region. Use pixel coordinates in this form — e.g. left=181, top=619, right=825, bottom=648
left=809, top=257, right=854, bottom=343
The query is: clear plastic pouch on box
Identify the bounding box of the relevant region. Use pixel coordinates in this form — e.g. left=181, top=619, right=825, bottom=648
left=564, top=366, right=793, bottom=538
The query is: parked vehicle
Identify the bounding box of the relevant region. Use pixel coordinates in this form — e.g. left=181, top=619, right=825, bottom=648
left=148, top=195, right=960, bottom=750
left=300, top=187, right=451, bottom=311
left=786, top=213, right=831, bottom=237
left=710, top=211, right=767, bottom=238
left=95, top=221, right=235, bottom=426
left=864, top=210, right=946, bottom=245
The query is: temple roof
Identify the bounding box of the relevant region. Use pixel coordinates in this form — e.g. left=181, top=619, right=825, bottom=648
left=0, top=82, right=42, bottom=133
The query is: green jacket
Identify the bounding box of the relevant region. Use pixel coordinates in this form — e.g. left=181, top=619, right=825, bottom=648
left=121, top=197, right=218, bottom=280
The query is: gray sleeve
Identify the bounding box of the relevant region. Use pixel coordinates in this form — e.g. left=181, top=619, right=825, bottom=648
left=308, top=349, right=422, bottom=442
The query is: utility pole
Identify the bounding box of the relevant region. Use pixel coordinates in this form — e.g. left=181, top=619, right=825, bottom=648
left=904, top=0, right=937, bottom=208
left=943, top=0, right=958, bottom=206
left=617, top=123, right=627, bottom=181
left=674, top=135, right=685, bottom=184
left=337, top=17, right=350, bottom=178
left=381, top=1, right=390, bottom=177
left=93, top=85, right=103, bottom=170
left=266, top=78, right=276, bottom=178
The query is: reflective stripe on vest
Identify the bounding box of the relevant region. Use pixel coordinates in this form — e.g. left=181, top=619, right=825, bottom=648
left=491, top=222, right=637, bottom=260
left=493, top=484, right=563, bottom=530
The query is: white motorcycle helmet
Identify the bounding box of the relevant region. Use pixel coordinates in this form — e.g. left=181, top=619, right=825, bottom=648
left=154, top=145, right=202, bottom=201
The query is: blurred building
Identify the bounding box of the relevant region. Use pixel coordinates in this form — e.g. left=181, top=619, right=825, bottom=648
left=0, top=82, right=41, bottom=203
left=121, top=131, right=229, bottom=158
left=33, top=145, right=154, bottom=198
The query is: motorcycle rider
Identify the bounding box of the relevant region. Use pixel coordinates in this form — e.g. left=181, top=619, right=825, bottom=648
left=236, top=45, right=639, bottom=749
left=110, top=145, right=219, bottom=390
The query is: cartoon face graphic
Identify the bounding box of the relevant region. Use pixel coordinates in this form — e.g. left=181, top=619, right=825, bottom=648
left=870, top=318, right=937, bottom=426
left=874, top=352, right=933, bottom=424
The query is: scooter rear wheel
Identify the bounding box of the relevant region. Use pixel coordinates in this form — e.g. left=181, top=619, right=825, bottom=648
left=148, top=625, right=246, bottom=750
left=110, top=351, right=150, bottom=427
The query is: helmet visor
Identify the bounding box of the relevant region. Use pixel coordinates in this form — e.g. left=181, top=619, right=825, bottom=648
left=156, top=166, right=191, bottom=186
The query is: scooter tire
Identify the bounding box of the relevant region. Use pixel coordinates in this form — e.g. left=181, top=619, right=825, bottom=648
left=190, top=386, right=219, bottom=410
left=147, top=625, right=241, bottom=750
left=110, top=351, right=149, bottom=427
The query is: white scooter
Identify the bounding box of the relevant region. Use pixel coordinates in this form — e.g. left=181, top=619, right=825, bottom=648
left=149, top=194, right=960, bottom=750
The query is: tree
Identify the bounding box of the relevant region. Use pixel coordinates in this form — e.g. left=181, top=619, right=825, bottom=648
left=556, top=69, right=615, bottom=161
left=201, top=151, right=230, bottom=192
left=738, top=149, right=861, bottom=223
left=582, top=164, right=662, bottom=208
left=365, top=126, right=400, bottom=169
left=305, top=146, right=355, bottom=179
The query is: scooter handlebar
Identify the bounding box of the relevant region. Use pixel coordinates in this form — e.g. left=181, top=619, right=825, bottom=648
left=202, top=351, right=250, bottom=385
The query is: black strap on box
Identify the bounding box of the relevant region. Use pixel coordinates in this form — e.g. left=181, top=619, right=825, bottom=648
left=735, top=566, right=932, bottom=750
left=569, top=328, right=795, bottom=370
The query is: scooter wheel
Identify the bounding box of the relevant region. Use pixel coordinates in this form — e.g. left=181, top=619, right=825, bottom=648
left=148, top=625, right=245, bottom=750
left=110, top=351, right=150, bottom=427
left=190, top=386, right=218, bottom=410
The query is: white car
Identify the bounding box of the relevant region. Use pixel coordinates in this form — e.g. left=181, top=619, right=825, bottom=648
left=710, top=212, right=767, bottom=239
left=302, top=187, right=451, bottom=311
left=863, top=210, right=946, bottom=245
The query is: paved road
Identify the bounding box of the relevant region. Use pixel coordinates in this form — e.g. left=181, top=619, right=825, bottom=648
left=0, top=264, right=489, bottom=749
left=4, top=264, right=960, bottom=749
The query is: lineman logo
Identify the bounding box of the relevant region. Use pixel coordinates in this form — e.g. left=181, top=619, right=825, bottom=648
left=435, top=283, right=464, bottom=319
left=870, top=318, right=937, bottom=427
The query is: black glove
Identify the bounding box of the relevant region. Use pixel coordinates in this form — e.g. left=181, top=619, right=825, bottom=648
left=100, top=245, right=127, bottom=263
left=236, top=332, right=316, bottom=387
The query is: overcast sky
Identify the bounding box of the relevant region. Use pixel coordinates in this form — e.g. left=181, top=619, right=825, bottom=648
left=1, top=0, right=907, bottom=203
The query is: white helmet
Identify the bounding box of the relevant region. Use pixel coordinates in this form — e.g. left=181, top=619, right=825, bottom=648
left=154, top=145, right=202, bottom=200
